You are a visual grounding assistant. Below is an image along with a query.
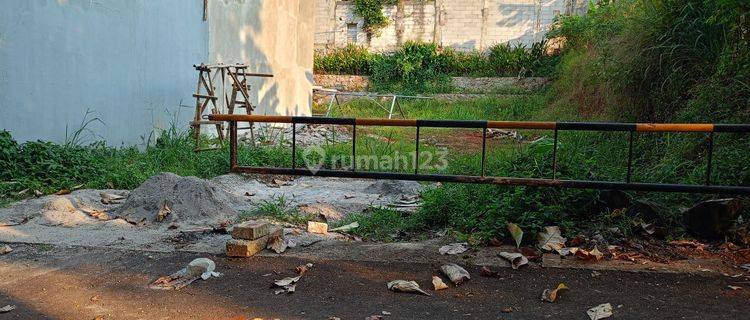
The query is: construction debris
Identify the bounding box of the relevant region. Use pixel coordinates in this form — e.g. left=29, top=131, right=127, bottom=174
left=307, top=221, right=329, bottom=234
left=387, top=280, right=431, bottom=296
left=116, top=172, right=242, bottom=226
left=149, top=258, right=222, bottom=290
left=226, top=222, right=282, bottom=257
left=439, top=242, right=469, bottom=255
left=440, top=263, right=470, bottom=285
left=232, top=220, right=271, bottom=240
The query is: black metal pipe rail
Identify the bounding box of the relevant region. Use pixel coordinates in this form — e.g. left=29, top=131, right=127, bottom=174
left=210, top=114, right=750, bottom=195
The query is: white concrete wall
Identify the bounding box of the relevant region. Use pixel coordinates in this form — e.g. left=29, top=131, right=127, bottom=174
left=315, top=0, right=588, bottom=52
left=0, top=0, right=208, bottom=145
left=208, top=0, right=315, bottom=117
left=0, top=0, right=314, bottom=145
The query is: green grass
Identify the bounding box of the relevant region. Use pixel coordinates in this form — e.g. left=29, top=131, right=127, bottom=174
left=239, top=196, right=314, bottom=225
left=2, top=87, right=747, bottom=245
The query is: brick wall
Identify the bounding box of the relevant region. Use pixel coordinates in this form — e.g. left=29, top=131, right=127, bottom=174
left=315, top=0, right=590, bottom=52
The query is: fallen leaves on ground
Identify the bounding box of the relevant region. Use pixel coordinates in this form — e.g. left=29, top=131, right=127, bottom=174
left=295, top=263, right=313, bottom=275
left=537, top=226, right=566, bottom=252
left=0, top=245, right=12, bottom=255
left=541, top=283, right=569, bottom=302
left=587, top=303, right=613, bottom=320
left=149, top=258, right=221, bottom=290
left=273, top=275, right=301, bottom=294
left=498, top=252, right=529, bottom=269
left=330, top=221, right=359, bottom=233
left=479, top=266, right=500, bottom=278
left=54, top=189, right=70, bottom=195
left=267, top=232, right=287, bottom=254
left=507, top=223, right=523, bottom=248
left=387, top=280, right=431, bottom=296
left=440, top=263, right=470, bottom=285
left=432, top=276, right=448, bottom=290
left=100, top=192, right=125, bottom=204
left=489, top=237, right=503, bottom=247
left=156, top=202, right=171, bottom=222
left=575, top=247, right=604, bottom=261
left=0, top=305, right=16, bottom=313
left=439, top=242, right=469, bottom=255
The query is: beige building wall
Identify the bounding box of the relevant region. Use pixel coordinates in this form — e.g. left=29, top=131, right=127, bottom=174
left=315, top=0, right=588, bottom=52
left=209, top=0, right=314, bottom=117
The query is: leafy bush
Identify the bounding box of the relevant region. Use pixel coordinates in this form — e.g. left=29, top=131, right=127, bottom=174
left=315, top=41, right=560, bottom=92
left=314, top=45, right=373, bottom=75
left=353, top=0, right=398, bottom=34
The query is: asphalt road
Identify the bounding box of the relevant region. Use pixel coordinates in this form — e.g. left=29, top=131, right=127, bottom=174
left=0, top=243, right=748, bottom=320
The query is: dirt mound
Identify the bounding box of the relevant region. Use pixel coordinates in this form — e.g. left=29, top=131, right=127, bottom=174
left=363, top=180, right=422, bottom=196
left=115, top=173, right=244, bottom=227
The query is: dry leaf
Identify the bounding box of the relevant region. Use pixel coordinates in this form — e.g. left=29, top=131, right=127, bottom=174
left=156, top=202, right=171, bottom=222
left=330, top=222, right=359, bottom=233
left=0, top=245, right=12, bottom=255
left=507, top=223, right=524, bottom=248
left=727, top=285, right=742, bottom=290
left=387, top=280, right=431, bottom=296
left=489, top=237, right=503, bottom=247
left=537, top=226, right=567, bottom=252
left=16, top=189, right=29, bottom=196
left=498, top=252, right=529, bottom=269
left=0, top=305, right=16, bottom=313
left=541, top=283, right=569, bottom=302
left=100, top=192, right=125, bottom=204
left=439, top=242, right=469, bottom=255
left=440, top=263, right=470, bottom=285
left=501, top=307, right=513, bottom=313
left=480, top=266, right=500, bottom=278
left=519, top=247, right=542, bottom=260
left=295, top=264, right=310, bottom=275
left=54, top=189, right=71, bottom=195
left=575, top=247, right=604, bottom=261
left=34, top=190, right=43, bottom=197
left=432, top=276, right=448, bottom=290
left=587, top=303, right=613, bottom=320
left=267, top=233, right=287, bottom=254
left=72, top=184, right=85, bottom=190
left=273, top=275, right=301, bottom=294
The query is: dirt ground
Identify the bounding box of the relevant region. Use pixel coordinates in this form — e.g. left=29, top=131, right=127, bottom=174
left=1, top=174, right=749, bottom=319
left=1, top=243, right=749, bottom=320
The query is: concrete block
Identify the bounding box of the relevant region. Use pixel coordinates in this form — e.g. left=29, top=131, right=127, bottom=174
left=232, top=220, right=270, bottom=240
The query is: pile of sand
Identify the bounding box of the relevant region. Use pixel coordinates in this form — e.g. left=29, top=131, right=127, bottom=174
left=115, top=172, right=245, bottom=227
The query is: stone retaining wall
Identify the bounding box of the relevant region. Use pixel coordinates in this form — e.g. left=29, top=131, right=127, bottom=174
left=313, top=74, right=548, bottom=92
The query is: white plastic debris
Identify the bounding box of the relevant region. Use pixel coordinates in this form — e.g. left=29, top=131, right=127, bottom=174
left=149, top=258, right=222, bottom=290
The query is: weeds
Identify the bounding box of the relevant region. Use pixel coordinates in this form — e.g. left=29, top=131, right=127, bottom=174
left=240, top=196, right=314, bottom=225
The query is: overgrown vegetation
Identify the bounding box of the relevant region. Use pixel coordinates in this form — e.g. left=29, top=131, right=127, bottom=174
left=353, top=0, right=399, bottom=34
left=314, top=41, right=558, bottom=92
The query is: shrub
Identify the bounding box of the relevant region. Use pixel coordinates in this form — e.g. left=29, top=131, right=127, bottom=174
left=314, top=44, right=373, bottom=75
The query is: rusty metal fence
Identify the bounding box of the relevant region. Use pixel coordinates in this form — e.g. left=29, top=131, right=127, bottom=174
left=208, top=114, right=750, bottom=195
